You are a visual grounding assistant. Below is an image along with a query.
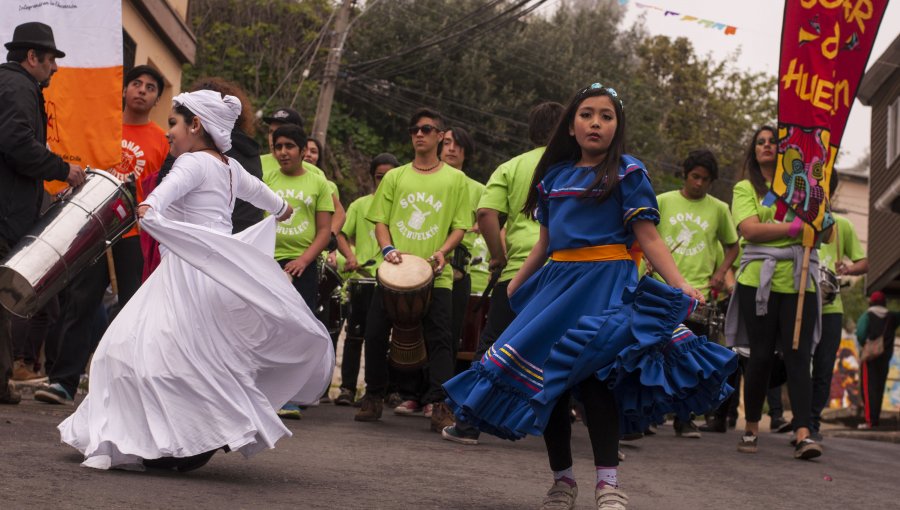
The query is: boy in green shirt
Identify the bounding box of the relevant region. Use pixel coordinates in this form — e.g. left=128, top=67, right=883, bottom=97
left=654, top=149, right=739, bottom=437
left=440, top=126, right=485, bottom=361
left=441, top=101, right=564, bottom=445
left=355, top=109, right=471, bottom=433
left=334, top=153, right=399, bottom=406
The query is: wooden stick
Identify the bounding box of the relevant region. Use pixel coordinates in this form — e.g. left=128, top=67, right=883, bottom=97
left=105, top=248, right=118, bottom=296
left=792, top=244, right=811, bottom=350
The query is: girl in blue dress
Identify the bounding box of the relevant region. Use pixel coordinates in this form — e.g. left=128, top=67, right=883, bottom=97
left=444, top=84, right=735, bottom=510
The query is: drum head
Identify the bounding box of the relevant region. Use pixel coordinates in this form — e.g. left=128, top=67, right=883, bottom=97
left=378, top=253, right=433, bottom=291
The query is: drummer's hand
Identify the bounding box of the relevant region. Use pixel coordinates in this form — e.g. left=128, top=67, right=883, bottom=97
left=709, top=270, right=726, bottom=292
left=137, top=204, right=152, bottom=219
left=326, top=251, right=337, bottom=268
left=283, top=258, right=308, bottom=276
left=429, top=250, right=446, bottom=275
left=276, top=203, right=294, bottom=222
left=384, top=249, right=402, bottom=265
left=488, top=254, right=507, bottom=273
left=344, top=256, right=360, bottom=272
left=836, top=262, right=849, bottom=276
left=679, top=282, right=705, bottom=304
left=66, top=164, right=86, bottom=187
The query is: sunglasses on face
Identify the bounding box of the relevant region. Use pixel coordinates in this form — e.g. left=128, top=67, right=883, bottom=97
left=408, top=124, right=439, bottom=136
left=756, top=137, right=777, bottom=146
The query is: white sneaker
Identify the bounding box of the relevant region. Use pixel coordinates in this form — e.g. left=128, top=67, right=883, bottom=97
left=596, top=486, right=629, bottom=509
left=541, top=481, right=577, bottom=510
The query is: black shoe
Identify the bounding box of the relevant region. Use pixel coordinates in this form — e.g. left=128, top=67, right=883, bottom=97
left=810, top=430, right=824, bottom=442
left=737, top=432, right=758, bottom=453
left=175, top=449, right=218, bottom=472
left=727, top=416, right=737, bottom=429
left=794, top=438, right=823, bottom=460
left=334, top=388, right=355, bottom=406
left=770, top=416, right=792, bottom=433
left=699, top=417, right=727, bottom=433
left=674, top=419, right=702, bottom=438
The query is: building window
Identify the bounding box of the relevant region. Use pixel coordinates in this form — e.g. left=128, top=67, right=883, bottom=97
left=123, top=29, right=136, bottom=74
left=889, top=96, right=900, bottom=167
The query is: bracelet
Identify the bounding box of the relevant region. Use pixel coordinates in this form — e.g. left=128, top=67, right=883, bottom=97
left=788, top=216, right=804, bottom=237
left=381, top=245, right=396, bottom=257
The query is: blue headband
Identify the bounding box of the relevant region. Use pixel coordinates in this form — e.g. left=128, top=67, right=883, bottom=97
left=578, top=82, right=624, bottom=109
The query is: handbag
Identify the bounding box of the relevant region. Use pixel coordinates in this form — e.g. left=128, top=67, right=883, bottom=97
left=860, top=337, right=884, bottom=363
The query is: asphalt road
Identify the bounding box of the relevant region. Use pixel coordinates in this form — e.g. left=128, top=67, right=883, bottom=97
left=0, top=398, right=896, bottom=510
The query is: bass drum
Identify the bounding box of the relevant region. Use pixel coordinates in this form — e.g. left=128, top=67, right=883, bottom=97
left=0, top=169, right=135, bottom=317
left=377, top=254, right=434, bottom=370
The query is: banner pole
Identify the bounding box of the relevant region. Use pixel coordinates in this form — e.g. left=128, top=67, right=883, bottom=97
left=792, top=225, right=814, bottom=350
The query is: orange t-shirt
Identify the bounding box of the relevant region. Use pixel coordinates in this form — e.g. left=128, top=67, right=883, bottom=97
left=116, top=122, right=169, bottom=238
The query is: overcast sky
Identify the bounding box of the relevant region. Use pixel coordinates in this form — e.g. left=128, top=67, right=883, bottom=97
left=607, top=0, right=900, bottom=169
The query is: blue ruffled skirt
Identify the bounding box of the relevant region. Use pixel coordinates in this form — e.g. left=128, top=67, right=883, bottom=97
left=443, top=264, right=737, bottom=440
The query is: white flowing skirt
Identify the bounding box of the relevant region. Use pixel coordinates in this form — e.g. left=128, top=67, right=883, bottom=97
left=58, top=210, right=334, bottom=470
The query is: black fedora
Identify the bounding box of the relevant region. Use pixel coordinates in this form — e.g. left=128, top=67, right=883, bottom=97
left=4, top=22, right=66, bottom=58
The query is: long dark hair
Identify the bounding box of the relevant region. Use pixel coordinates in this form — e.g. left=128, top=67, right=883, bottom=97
left=743, top=125, right=776, bottom=198
left=522, top=86, right=626, bottom=215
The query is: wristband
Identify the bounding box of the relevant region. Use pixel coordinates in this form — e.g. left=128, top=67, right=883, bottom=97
left=788, top=216, right=804, bottom=237
left=381, top=245, right=396, bottom=257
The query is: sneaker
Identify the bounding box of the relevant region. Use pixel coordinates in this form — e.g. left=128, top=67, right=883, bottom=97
left=423, top=403, right=434, bottom=418
left=620, top=431, right=643, bottom=441
left=354, top=394, right=383, bottom=422
left=384, top=392, right=403, bottom=409
left=34, top=383, right=74, bottom=405
left=595, top=485, right=629, bottom=509
left=857, top=422, right=872, bottom=430
left=673, top=419, right=702, bottom=438
left=810, top=430, right=824, bottom=442
left=12, top=360, right=43, bottom=381
left=644, top=424, right=658, bottom=436
left=737, top=432, right=758, bottom=453
left=319, top=394, right=332, bottom=405
left=441, top=425, right=479, bottom=445
left=334, top=388, right=355, bottom=406
left=394, top=399, right=422, bottom=416
left=0, top=383, right=22, bottom=405
left=770, top=416, right=791, bottom=433
left=617, top=450, right=626, bottom=462
left=541, top=480, right=577, bottom=510
left=277, top=404, right=302, bottom=420
left=430, top=402, right=455, bottom=432
left=794, top=438, right=823, bottom=460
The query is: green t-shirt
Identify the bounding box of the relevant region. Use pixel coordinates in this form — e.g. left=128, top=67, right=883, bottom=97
left=731, top=179, right=806, bottom=294
left=261, top=153, right=339, bottom=198
left=469, top=234, right=491, bottom=295
left=342, top=194, right=382, bottom=275
left=263, top=165, right=334, bottom=260
left=367, top=163, right=473, bottom=290
left=478, top=147, right=544, bottom=282
left=820, top=214, right=866, bottom=315
left=654, top=190, right=738, bottom=298
left=460, top=177, right=485, bottom=256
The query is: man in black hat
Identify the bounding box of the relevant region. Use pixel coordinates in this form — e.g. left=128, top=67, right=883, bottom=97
left=0, top=21, right=86, bottom=404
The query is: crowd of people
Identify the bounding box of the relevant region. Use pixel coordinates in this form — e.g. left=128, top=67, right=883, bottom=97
left=1, top=21, right=898, bottom=510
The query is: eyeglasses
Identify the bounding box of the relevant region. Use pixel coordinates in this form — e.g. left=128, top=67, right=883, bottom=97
left=578, top=82, right=624, bottom=108
left=408, top=124, right=439, bottom=136
left=756, top=137, right=777, bottom=146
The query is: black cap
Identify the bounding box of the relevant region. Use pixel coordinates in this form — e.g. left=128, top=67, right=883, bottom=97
left=262, top=107, right=304, bottom=127
left=5, top=22, right=65, bottom=58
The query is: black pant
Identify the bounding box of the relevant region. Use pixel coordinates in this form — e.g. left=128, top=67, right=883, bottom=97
left=544, top=376, right=619, bottom=470
left=738, top=284, right=817, bottom=431
left=364, top=286, right=453, bottom=404
left=710, top=355, right=747, bottom=422
left=11, top=297, right=59, bottom=367
left=810, top=313, right=843, bottom=431
left=0, top=239, right=12, bottom=391
left=862, top=337, right=893, bottom=427
left=113, top=236, right=144, bottom=310
left=278, top=259, right=318, bottom=310
left=450, top=273, right=471, bottom=358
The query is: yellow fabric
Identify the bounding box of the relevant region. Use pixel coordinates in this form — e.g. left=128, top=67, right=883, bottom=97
left=550, top=244, right=631, bottom=262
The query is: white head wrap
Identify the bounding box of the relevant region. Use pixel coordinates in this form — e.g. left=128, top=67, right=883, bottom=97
left=172, top=89, right=242, bottom=153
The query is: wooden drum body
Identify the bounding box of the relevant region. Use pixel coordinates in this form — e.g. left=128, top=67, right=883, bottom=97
left=377, top=254, right=434, bottom=371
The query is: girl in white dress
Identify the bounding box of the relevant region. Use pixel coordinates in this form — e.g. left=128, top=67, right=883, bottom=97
left=58, top=90, right=334, bottom=471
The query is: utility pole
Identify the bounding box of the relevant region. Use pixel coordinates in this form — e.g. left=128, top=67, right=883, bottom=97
left=311, top=0, right=353, bottom=151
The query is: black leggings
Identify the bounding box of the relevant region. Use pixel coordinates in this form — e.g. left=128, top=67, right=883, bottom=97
left=544, top=376, right=619, bottom=470
left=738, top=284, right=817, bottom=430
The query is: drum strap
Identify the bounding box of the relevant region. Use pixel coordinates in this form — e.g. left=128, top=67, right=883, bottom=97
left=549, top=244, right=631, bottom=262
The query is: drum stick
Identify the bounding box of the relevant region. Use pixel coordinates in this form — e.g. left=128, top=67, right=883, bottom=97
left=644, top=240, right=683, bottom=276
left=476, top=269, right=503, bottom=312
left=105, top=248, right=118, bottom=296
